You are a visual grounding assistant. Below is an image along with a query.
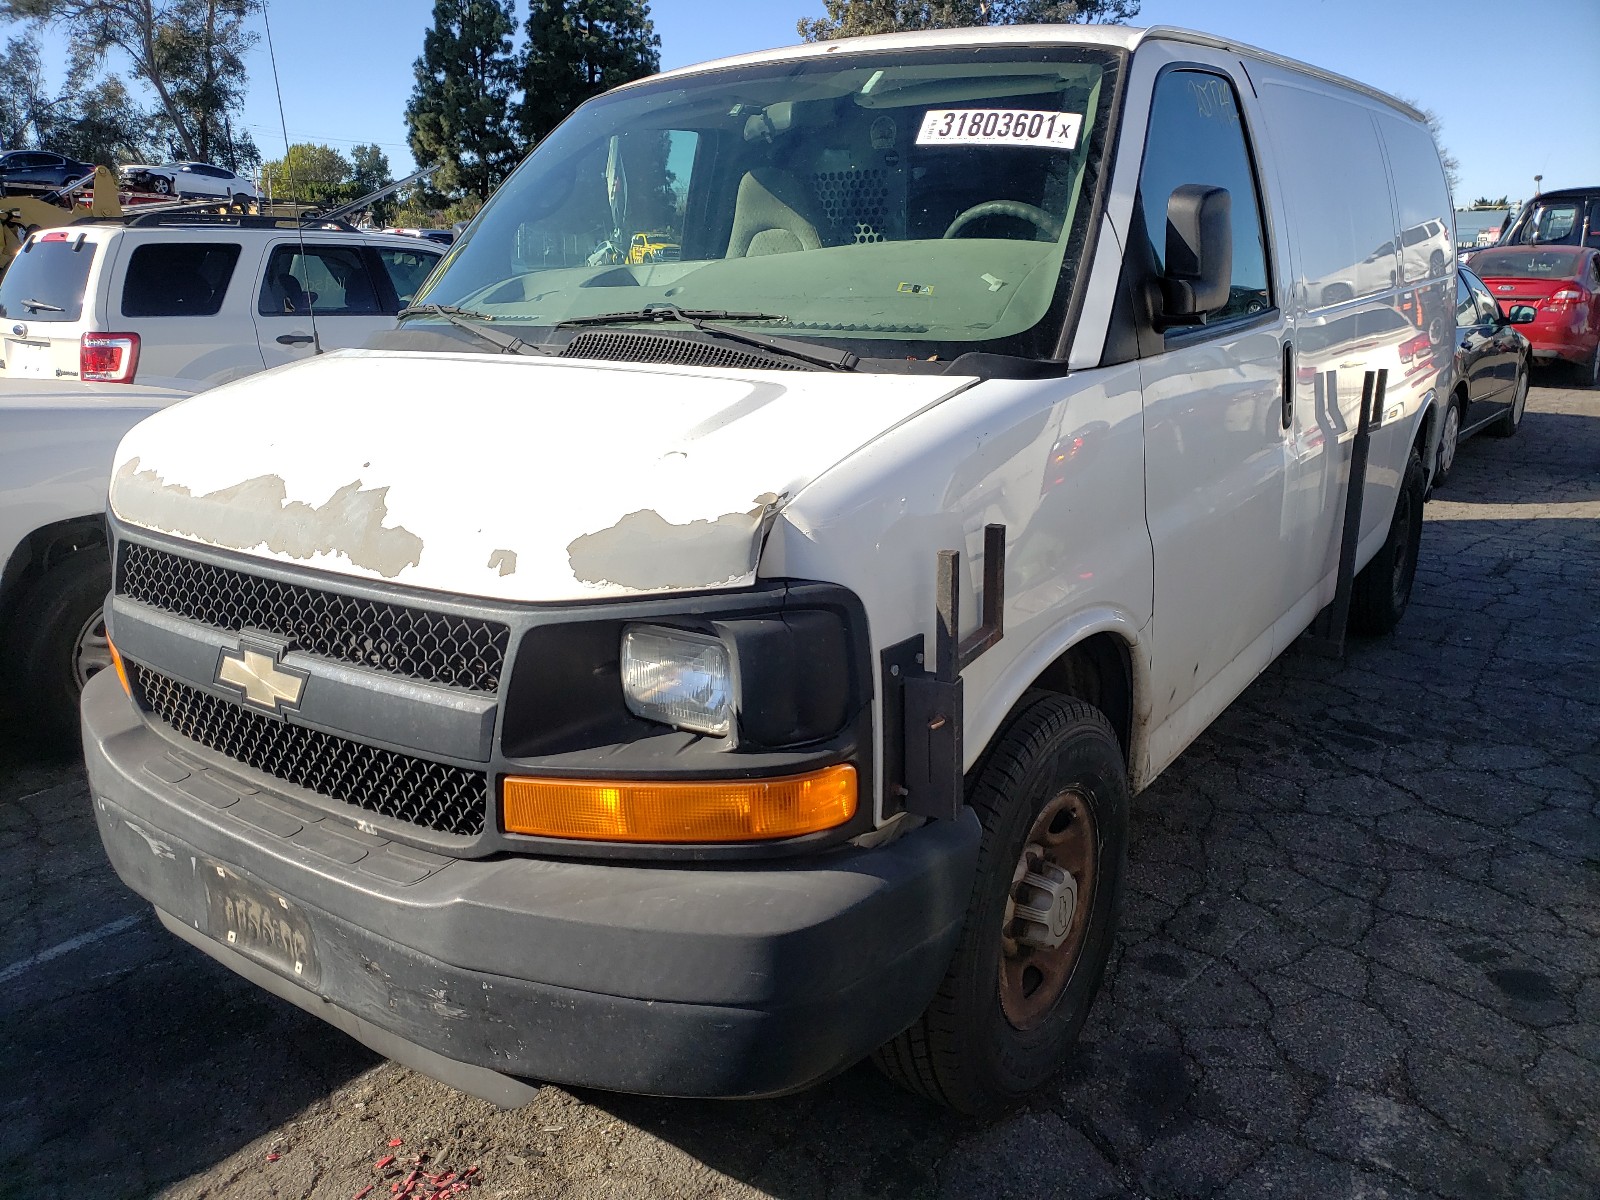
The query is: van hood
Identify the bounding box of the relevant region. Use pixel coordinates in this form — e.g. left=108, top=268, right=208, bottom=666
left=110, top=349, right=975, bottom=603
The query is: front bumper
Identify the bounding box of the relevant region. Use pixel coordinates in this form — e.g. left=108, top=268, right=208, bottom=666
left=83, top=673, right=980, bottom=1101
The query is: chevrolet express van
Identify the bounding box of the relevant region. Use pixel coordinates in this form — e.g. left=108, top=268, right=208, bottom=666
left=85, top=25, right=1453, bottom=1114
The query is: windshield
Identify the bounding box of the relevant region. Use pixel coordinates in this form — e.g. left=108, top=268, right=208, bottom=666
left=416, top=44, right=1119, bottom=364
left=0, top=235, right=97, bottom=322
left=1505, top=198, right=1598, bottom=248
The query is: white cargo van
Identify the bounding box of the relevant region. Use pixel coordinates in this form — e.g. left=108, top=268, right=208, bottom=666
left=85, top=25, right=1454, bottom=1114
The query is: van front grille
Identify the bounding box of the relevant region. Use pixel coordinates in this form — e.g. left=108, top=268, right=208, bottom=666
left=131, top=664, right=488, bottom=837
left=119, top=543, right=509, bottom=693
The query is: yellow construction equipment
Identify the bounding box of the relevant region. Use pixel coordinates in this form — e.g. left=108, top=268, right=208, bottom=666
left=0, top=166, right=122, bottom=276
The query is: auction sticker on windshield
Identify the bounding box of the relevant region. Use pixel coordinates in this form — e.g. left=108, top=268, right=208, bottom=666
left=916, top=109, right=1082, bottom=149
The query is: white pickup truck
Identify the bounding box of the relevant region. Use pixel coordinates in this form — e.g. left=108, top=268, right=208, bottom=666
left=0, top=377, right=193, bottom=745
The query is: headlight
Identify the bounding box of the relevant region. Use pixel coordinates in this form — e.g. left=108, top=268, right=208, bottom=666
left=621, top=625, right=733, bottom=739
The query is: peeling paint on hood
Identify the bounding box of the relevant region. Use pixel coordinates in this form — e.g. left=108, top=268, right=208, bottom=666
left=109, top=350, right=975, bottom=602
left=113, top=458, right=424, bottom=579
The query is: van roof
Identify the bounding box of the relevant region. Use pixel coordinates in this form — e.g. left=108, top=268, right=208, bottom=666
left=636, top=24, right=1424, bottom=124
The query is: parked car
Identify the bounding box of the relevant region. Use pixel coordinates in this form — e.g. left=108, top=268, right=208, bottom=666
left=1432, top=266, right=1535, bottom=487
left=87, top=25, right=1452, bottom=1117
left=119, top=161, right=260, bottom=201
left=0, top=377, right=194, bottom=746
left=1465, top=245, right=1600, bottom=385
left=1496, top=186, right=1600, bottom=253
left=0, top=149, right=95, bottom=192
left=0, top=213, right=443, bottom=390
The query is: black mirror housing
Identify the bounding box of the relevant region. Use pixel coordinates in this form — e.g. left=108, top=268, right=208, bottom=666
left=1161, top=184, right=1233, bottom=324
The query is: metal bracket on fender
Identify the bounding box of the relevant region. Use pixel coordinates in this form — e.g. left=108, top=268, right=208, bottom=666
left=1304, top=368, right=1386, bottom=658
left=882, top=524, right=1006, bottom=821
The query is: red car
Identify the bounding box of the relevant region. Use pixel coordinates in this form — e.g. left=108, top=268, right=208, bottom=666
left=1466, top=245, right=1600, bottom=385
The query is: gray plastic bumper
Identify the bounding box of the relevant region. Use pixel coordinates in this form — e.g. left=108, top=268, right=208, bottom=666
left=82, top=672, right=980, bottom=1100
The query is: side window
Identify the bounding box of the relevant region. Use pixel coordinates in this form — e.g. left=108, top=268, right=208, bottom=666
left=121, top=242, right=242, bottom=317
left=1138, top=69, right=1271, bottom=323
left=1520, top=202, right=1580, bottom=246
left=259, top=245, right=382, bottom=316
left=1455, top=278, right=1479, bottom=327
left=375, top=247, right=441, bottom=309
left=1379, top=115, right=1453, bottom=287
left=1260, top=82, right=1397, bottom=307
left=1466, top=275, right=1500, bottom=325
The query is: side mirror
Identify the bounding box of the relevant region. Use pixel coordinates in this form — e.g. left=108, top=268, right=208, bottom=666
left=1504, top=304, right=1537, bottom=325
left=1160, top=184, right=1232, bottom=326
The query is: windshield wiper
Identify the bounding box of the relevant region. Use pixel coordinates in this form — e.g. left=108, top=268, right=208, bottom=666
left=558, top=305, right=859, bottom=371
left=396, top=304, right=548, bottom=356
left=21, top=297, right=64, bottom=313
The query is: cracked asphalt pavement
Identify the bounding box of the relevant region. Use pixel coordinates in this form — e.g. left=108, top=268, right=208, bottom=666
left=3, top=377, right=1596, bottom=1200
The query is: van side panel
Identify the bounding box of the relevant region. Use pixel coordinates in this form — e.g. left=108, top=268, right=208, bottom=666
left=1245, top=61, right=1450, bottom=620
left=769, top=366, right=1153, bottom=816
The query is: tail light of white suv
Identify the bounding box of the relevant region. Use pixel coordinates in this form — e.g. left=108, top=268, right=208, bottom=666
left=81, top=332, right=141, bottom=382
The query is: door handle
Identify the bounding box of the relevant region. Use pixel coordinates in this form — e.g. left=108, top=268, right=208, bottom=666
left=275, top=333, right=315, bottom=346
left=1280, top=341, right=1294, bottom=430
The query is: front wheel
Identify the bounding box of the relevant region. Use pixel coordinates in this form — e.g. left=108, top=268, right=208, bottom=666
left=151, top=176, right=172, bottom=195
left=1432, top=394, right=1462, bottom=490
left=873, top=695, right=1128, bottom=1115
left=1490, top=360, right=1529, bottom=438
left=1, top=546, right=112, bottom=750
left=1350, top=450, right=1425, bottom=636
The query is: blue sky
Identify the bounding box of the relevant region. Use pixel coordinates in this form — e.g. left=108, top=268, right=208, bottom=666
left=37, top=0, right=1600, bottom=206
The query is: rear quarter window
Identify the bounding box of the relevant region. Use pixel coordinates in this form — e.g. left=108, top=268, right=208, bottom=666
left=121, top=241, right=243, bottom=317
left=0, top=236, right=98, bottom=322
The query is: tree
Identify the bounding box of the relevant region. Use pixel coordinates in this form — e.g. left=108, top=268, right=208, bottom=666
left=798, top=0, right=1138, bottom=40
left=0, top=28, right=154, bottom=161
left=260, top=142, right=350, bottom=206
left=517, top=0, right=660, bottom=146
left=0, top=31, right=57, bottom=146
left=348, top=142, right=397, bottom=222
left=53, top=73, right=156, bottom=162
left=1, top=0, right=258, bottom=166
left=405, top=0, right=520, bottom=204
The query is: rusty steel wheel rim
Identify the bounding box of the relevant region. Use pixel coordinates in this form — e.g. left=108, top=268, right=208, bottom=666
left=999, top=787, right=1098, bottom=1030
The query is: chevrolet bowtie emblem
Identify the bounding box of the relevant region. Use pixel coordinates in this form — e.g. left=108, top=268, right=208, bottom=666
left=215, top=642, right=307, bottom=715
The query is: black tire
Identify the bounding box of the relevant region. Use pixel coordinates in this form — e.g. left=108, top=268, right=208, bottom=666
left=1489, top=358, right=1529, bottom=438
left=1432, top=392, right=1462, bottom=491
left=1350, top=450, right=1425, bottom=636
left=1, top=547, right=112, bottom=751
left=1578, top=342, right=1600, bottom=389
left=873, top=695, right=1128, bottom=1115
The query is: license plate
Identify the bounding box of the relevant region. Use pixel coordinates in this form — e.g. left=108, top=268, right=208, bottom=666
left=4, top=338, right=54, bottom=377
left=204, top=862, right=319, bottom=986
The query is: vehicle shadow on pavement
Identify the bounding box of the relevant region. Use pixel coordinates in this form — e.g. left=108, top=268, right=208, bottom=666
left=1438, top=410, right=1600, bottom=503
left=0, top=728, right=380, bottom=1199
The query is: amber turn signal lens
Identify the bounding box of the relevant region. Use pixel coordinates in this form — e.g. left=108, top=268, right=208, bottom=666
left=502, top=764, right=857, bottom=843
left=106, top=637, right=132, bottom=698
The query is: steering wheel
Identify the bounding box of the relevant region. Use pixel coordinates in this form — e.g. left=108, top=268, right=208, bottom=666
left=943, top=201, right=1061, bottom=241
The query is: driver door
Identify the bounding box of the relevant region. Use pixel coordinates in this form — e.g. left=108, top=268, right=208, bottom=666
left=1134, top=62, right=1292, bottom=731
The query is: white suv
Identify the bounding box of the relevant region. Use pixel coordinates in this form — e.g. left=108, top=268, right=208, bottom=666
left=0, top=214, right=444, bottom=389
